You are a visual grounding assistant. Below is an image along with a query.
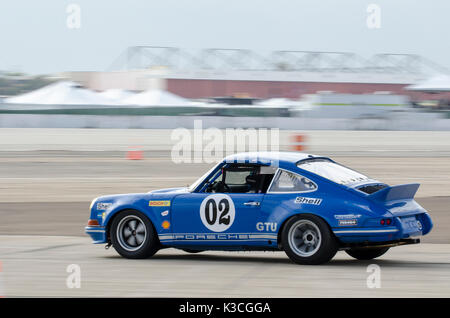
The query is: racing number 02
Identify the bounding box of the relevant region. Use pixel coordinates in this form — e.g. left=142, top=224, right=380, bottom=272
left=204, top=198, right=230, bottom=225
left=200, top=194, right=236, bottom=232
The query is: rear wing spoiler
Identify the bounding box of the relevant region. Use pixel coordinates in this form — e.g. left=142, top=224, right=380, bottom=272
left=368, top=183, right=420, bottom=202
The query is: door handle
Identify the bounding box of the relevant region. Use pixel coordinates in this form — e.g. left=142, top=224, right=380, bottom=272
left=244, top=201, right=260, bottom=206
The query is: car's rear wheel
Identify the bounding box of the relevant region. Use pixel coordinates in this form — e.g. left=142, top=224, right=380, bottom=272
left=282, top=214, right=338, bottom=265
left=345, top=247, right=390, bottom=260
left=110, top=210, right=159, bottom=259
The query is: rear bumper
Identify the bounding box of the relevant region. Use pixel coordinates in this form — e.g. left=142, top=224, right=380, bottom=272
left=333, top=227, right=400, bottom=243
left=333, top=212, right=433, bottom=243
left=85, top=226, right=107, bottom=244
left=340, top=238, right=420, bottom=249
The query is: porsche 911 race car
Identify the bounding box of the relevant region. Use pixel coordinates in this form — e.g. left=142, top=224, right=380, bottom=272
left=85, top=152, right=433, bottom=265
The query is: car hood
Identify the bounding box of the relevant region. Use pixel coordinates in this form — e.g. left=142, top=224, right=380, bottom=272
left=149, top=187, right=189, bottom=194
left=92, top=188, right=188, bottom=207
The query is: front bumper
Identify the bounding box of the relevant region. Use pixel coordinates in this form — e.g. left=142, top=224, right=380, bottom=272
left=85, top=226, right=107, bottom=244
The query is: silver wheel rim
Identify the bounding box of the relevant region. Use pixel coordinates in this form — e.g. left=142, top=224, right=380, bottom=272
left=116, top=215, right=147, bottom=252
left=288, top=219, right=322, bottom=257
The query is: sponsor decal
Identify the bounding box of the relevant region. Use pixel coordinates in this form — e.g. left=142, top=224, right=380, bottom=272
left=334, top=214, right=362, bottom=219
left=96, top=202, right=112, bottom=210
left=161, top=210, right=169, bottom=216
left=162, top=221, right=171, bottom=229
left=294, top=197, right=322, bottom=205
left=338, top=219, right=358, bottom=226
left=256, top=222, right=277, bottom=232
left=175, top=234, right=247, bottom=240
left=149, top=200, right=171, bottom=207
left=200, top=194, right=235, bottom=232
left=96, top=212, right=105, bottom=220
left=159, top=233, right=277, bottom=241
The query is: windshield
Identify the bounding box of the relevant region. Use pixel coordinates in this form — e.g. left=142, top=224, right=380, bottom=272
left=297, top=159, right=369, bottom=185
left=187, top=163, right=221, bottom=192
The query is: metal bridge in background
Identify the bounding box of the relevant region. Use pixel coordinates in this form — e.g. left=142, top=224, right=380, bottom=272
left=107, top=46, right=449, bottom=75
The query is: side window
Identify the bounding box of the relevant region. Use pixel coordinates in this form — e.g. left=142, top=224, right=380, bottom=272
left=204, top=164, right=277, bottom=194
left=225, top=170, right=253, bottom=185
left=269, top=170, right=317, bottom=193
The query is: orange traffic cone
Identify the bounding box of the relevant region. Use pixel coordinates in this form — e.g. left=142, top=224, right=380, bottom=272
left=291, top=134, right=307, bottom=151
left=126, top=146, right=144, bottom=160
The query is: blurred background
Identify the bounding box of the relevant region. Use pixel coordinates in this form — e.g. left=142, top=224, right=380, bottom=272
left=0, top=0, right=450, bottom=297
left=1, top=1, right=450, bottom=127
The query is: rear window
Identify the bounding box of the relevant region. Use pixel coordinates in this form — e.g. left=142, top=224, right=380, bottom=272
left=269, top=170, right=317, bottom=193
left=297, top=159, right=369, bottom=185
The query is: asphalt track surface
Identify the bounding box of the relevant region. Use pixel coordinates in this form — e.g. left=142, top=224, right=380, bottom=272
left=1, top=236, right=450, bottom=297
left=1, top=129, right=450, bottom=297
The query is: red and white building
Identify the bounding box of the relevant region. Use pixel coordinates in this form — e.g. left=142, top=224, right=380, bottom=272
left=63, top=48, right=450, bottom=101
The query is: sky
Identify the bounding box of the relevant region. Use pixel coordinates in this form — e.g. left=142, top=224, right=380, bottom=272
left=0, top=0, right=448, bottom=74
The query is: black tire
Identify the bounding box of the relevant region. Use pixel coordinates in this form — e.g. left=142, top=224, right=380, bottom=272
left=345, top=247, right=390, bottom=260
left=110, top=210, right=159, bottom=259
left=182, top=249, right=203, bottom=254
left=281, top=214, right=338, bottom=265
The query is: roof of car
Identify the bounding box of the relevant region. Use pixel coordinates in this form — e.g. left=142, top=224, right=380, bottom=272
left=223, top=152, right=320, bottom=165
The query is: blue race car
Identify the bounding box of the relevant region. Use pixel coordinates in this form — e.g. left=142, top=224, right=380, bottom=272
left=85, top=152, right=433, bottom=265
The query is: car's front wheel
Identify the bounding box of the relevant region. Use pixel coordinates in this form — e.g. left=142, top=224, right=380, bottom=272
left=110, top=210, right=159, bottom=259
left=281, top=214, right=338, bottom=265
left=345, top=247, right=390, bottom=260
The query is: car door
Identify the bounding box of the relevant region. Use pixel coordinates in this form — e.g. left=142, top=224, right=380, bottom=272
left=169, top=166, right=265, bottom=247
